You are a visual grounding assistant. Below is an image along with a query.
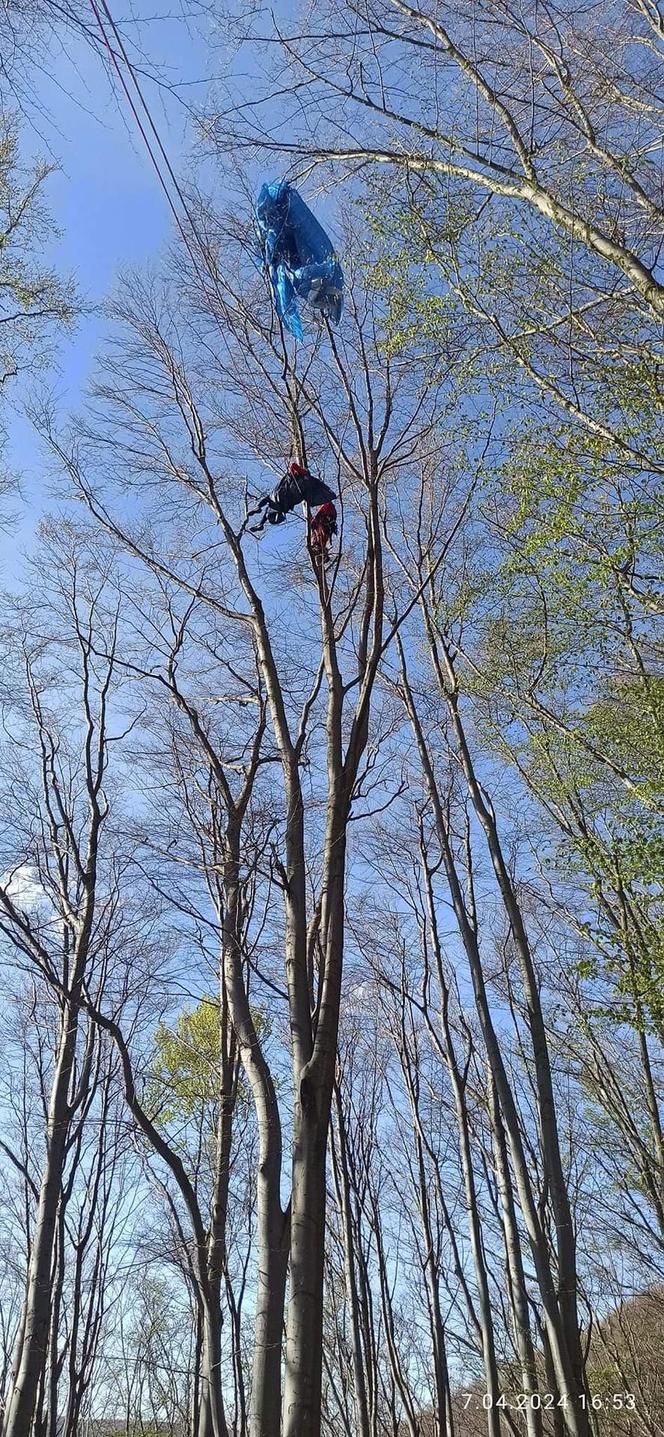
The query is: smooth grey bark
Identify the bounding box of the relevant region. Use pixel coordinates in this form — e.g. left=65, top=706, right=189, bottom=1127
left=415, top=860, right=502, bottom=1437
left=281, top=405, right=387, bottom=1434
left=201, top=967, right=239, bottom=1437
left=426, top=623, right=587, bottom=1415
left=167, top=658, right=289, bottom=1437
left=199, top=1304, right=226, bottom=1437
left=283, top=796, right=349, bottom=1437
left=191, top=1305, right=203, bottom=1437
left=3, top=900, right=102, bottom=1437
left=85, top=1000, right=231, bottom=1437
left=204, top=423, right=385, bottom=1437
left=0, top=580, right=114, bottom=1437
left=398, top=644, right=589, bottom=1437
left=3, top=1004, right=81, bottom=1437
left=330, top=1085, right=372, bottom=1437
left=45, top=1196, right=66, bottom=1437
left=221, top=815, right=289, bottom=1437
left=487, top=1069, right=542, bottom=1437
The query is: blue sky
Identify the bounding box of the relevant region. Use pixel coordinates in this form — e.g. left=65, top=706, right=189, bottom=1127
left=1, top=4, right=216, bottom=568
left=0, top=0, right=353, bottom=584
left=1, top=1, right=337, bottom=576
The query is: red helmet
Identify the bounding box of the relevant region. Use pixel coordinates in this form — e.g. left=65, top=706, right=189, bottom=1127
left=288, top=461, right=307, bottom=477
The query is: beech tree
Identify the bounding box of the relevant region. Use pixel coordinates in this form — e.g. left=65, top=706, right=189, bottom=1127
left=85, top=594, right=267, bottom=1437
left=0, top=527, right=129, bottom=1437
left=0, top=4, right=662, bottom=1435
left=41, top=210, right=475, bottom=1436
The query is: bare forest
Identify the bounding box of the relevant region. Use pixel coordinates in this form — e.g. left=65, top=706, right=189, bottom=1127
left=0, top=4, right=662, bottom=1437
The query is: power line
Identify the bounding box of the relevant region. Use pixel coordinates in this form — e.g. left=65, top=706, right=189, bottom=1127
left=85, top=0, right=299, bottom=460
left=87, top=0, right=209, bottom=292
left=95, top=0, right=209, bottom=270
left=87, top=0, right=253, bottom=383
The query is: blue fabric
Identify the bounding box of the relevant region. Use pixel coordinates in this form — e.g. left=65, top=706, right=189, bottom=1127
left=255, top=180, right=344, bottom=339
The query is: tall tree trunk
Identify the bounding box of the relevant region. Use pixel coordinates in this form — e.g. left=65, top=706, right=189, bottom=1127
left=283, top=1106, right=329, bottom=1436
left=250, top=1197, right=288, bottom=1437
left=191, top=1305, right=203, bottom=1437
left=282, top=805, right=348, bottom=1437
left=199, top=1299, right=226, bottom=1437
left=199, top=978, right=237, bottom=1437
left=331, top=1086, right=372, bottom=1437
left=418, top=850, right=501, bottom=1436
left=2, top=1006, right=79, bottom=1437
left=399, top=647, right=589, bottom=1437
left=46, top=1200, right=66, bottom=1437
left=411, top=1120, right=454, bottom=1437
left=281, top=470, right=382, bottom=1433
left=487, top=1069, right=542, bottom=1437
left=429, top=624, right=588, bottom=1413
left=222, top=817, right=289, bottom=1437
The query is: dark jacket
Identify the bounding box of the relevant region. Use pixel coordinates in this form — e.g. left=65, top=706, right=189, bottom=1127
left=254, top=469, right=336, bottom=527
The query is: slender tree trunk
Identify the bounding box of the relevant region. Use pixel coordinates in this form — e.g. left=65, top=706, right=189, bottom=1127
left=331, top=1085, right=372, bottom=1437
left=487, top=1069, right=542, bottom=1437
left=430, top=626, right=587, bottom=1413
left=412, top=1128, right=454, bottom=1437
left=283, top=1108, right=329, bottom=1435
left=399, top=648, right=589, bottom=1437
left=371, top=1188, right=420, bottom=1437
left=541, top=1325, right=566, bottom=1437
left=191, top=1305, right=203, bottom=1437
left=2, top=1006, right=79, bottom=1437
left=440, top=1031, right=501, bottom=1436
left=250, top=1199, right=288, bottom=1437
left=200, top=982, right=237, bottom=1437
left=222, top=817, right=289, bottom=1437
left=282, top=805, right=348, bottom=1437
left=199, top=1299, right=226, bottom=1437
left=46, top=1201, right=66, bottom=1437
left=418, top=852, right=501, bottom=1435
left=279, top=413, right=384, bottom=1435
left=334, top=1144, right=379, bottom=1437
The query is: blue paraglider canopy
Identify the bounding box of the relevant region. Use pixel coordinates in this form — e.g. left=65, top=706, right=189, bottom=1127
left=255, top=180, right=344, bottom=340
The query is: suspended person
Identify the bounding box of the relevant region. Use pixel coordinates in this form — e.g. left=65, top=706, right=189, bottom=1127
left=250, top=461, right=336, bottom=533
left=309, top=500, right=338, bottom=564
